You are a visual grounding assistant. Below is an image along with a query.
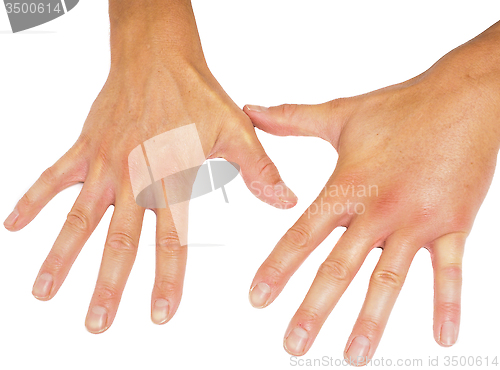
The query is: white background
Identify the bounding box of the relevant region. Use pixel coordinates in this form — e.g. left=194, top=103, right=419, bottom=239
left=1, top=1, right=499, bottom=369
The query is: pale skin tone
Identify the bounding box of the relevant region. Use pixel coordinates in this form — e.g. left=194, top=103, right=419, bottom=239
left=3, top=0, right=499, bottom=363
left=2, top=0, right=297, bottom=333
left=246, top=21, right=500, bottom=365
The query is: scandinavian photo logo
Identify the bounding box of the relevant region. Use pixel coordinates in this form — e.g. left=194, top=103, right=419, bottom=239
left=128, top=123, right=241, bottom=246
left=3, top=0, right=79, bottom=33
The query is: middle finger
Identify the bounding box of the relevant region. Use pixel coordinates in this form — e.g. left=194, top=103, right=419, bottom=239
left=85, top=196, right=145, bottom=334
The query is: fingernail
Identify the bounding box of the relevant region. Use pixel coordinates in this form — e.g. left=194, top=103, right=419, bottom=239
left=440, top=321, right=457, bottom=346
left=249, top=282, right=271, bottom=308
left=284, top=327, right=309, bottom=355
left=32, top=272, right=53, bottom=299
left=4, top=208, right=19, bottom=229
left=246, top=105, right=268, bottom=113
left=86, top=306, right=108, bottom=333
left=274, top=181, right=298, bottom=204
left=346, top=336, right=370, bottom=365
left=152, top=299, right=169, bottom=324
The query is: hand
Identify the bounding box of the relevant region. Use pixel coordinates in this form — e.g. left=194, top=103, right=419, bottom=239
left=244, top=22, right=500, bottom=365
left=3, top=0, right=297, bottom=334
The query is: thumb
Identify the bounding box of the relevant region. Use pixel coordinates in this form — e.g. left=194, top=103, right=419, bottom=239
left=243, top=99, right=350, bottom=144
left=225, top=129, right=298, bottom=210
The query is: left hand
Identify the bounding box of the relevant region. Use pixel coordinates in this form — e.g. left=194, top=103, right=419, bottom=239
left=2, top=0, right=298, bottom=334
left=244, top=21, right=500, bottom=365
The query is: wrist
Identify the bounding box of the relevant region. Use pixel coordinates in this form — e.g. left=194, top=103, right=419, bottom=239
left=108, top=0, right=208, bottom=72
left=458, top=23, right=500, bottom=149
left=418, top=22, right=500, bottom=149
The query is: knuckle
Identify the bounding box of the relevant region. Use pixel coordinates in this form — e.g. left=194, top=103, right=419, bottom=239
left=370, top=191, right=400, bottom=216
left=282, top=224, right=313, bottom=251
left=154, top=277, right=179, bottom=297
left=412, top=203, right=439, bottom=225
left=329, top=97, right=347, bottom=111
left=280, top=104, right=298, bottom=119
left=436, top=302, right=461, bottom=317
left=371, top=268, right=404, bottom=290
left=449, top=213, right=473, bottom=232
left=358, top=317, right=380, bottom=336
left=157, top=232, right=183, bottom=255
left=317, top=258, right=351, bottom=283
left=39, top=166, right=58, bottom=187
left=295, top=306, right=322, bottom=326
left=260, top=260, right=286, bottom=282
left=106, top=231, right=137, bottom=254
left=94, top=145, right=110, bottom=169
left=255, top=154, right=278, bottom=180
left=328, top=98, right=351, bottom=125
left=74, top=134, right=92, bottom=154
left=19, top=191, right=35, bottom=210
left=93, top=283, right=119, bottom=302
left=440, top=264, right=462, bottom=282
left=43, top=252, right=66, bottom=274
left=65, top=208, right=91, bottom=233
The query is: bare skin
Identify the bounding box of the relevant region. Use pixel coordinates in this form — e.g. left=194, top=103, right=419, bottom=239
left=3, top=0, right=499, bottom=360
left=245, top=21, right=500, bottom=365
left=3, top=0, right=297, bottom=334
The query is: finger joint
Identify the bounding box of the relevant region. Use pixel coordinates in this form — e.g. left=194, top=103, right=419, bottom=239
left=157, top=231, right=183, bottom=255
left=317, top=258, right=351, bottom=284
left=39, top=166, right=58, bottom=187
left=65, top=208, right=91, bottom=234
left=154, top=277, right=179, bottom=298
left=439, top=264, right=462, bottom=282
left=295, top=306, right=321, bottom=327
left=357, top=317, right=380, bottom=337
left=43, top=252, right=66, bottom=275
left=282, top=225, right=313, bottom=251
left=371, top=268, right=404, bottom=291
left=436, top=302, right=461, bottom=318
left=106, top=231, right=137, bottom=255
left=93, top=283, right=119, bottom=302
left=255, top=155, right=278, bottom=182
